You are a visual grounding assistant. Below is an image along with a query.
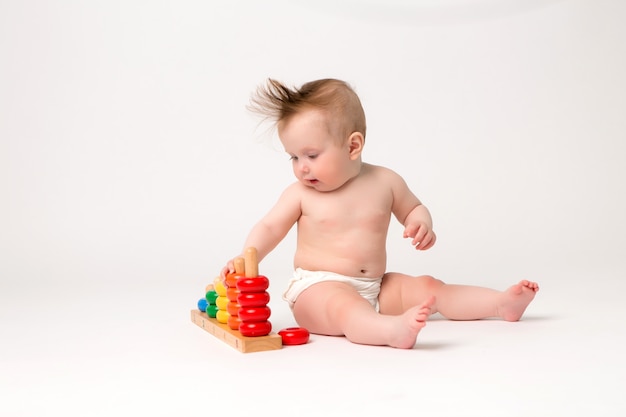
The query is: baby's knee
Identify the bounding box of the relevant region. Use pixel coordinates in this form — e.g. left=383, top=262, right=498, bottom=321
left=420, top=275, right=444, bottom=291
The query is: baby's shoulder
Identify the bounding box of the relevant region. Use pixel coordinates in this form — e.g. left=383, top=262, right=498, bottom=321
left=363, top=163, right=404, bottom=181
left=272, top=181, right=308, bottom=208
left=281, top=180, right=309, bottom=196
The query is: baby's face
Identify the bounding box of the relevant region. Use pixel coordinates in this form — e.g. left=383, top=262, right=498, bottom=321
left=278, top=109, right=357, bottom=192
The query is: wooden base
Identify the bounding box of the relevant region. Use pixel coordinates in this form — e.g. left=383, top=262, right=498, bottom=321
left=190, top=309, right=282, bottom=353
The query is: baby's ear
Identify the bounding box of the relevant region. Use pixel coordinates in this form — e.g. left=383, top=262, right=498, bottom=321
left=347, top=132, right=364, bottom=160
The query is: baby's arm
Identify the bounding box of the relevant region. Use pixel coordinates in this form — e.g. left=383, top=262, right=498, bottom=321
left=389, top=170, right=436, bottom=251
left=221, top=183, right=302, bottom=276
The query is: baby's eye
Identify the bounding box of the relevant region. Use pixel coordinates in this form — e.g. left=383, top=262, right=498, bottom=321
left=289, top=156, right=298, bottom=161
left=307, top=154, right=318, bottom=159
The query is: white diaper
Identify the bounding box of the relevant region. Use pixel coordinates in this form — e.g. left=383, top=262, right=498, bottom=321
left=282, top=268, right=382, bottom=311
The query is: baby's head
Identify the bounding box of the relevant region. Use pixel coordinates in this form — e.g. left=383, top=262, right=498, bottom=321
left=248, top=78, right=366, bottom=144
left=249, top=79, right=367, bottom=191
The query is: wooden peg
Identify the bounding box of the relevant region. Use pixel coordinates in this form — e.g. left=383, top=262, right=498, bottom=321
left=244, top=247, right=258, bottom=277
left=234, top=257, right=245, bottom=274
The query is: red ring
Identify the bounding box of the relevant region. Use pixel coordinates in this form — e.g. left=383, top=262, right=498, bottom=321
left=238, top=306, right=271, bottom=322
left=237, top=291, right=270, bottom=307
left=278, top=327, right=310, bottom=345
left=239, top=321, right=272, bottom=337
left=236, top=276, right=269, bottom=292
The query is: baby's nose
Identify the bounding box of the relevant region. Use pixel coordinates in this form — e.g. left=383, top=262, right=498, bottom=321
left=298, top=160, right=310, bottom=173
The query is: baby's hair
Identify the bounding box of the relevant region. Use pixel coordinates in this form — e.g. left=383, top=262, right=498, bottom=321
left=248, top=78, right=366, bottom=140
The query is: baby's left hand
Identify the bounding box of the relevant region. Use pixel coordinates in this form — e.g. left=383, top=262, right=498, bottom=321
left=403, top=223, right=436, bottom=250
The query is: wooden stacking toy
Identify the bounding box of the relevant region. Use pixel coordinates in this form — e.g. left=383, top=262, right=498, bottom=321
left=190, top=247, right=282, bottom=353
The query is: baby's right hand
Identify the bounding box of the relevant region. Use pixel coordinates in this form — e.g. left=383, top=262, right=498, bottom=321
left=220, top=259, right=236, bottom=279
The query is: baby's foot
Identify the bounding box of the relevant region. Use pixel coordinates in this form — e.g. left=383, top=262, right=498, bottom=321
left=497, top=280, right=539, bottom=321
left=389, top=296, right=435, bottom=349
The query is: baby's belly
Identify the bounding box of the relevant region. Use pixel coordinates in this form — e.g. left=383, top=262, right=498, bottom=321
left=293, top=247, right=386, bottom=278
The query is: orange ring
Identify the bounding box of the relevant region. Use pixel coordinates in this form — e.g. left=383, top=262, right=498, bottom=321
left=227, top=302, right=241, bottom=316
left=227, top=315, right=241, bottom=330
left=226, top=287, right=240, bottom=302
left=225, top=272, right=245, bottom=288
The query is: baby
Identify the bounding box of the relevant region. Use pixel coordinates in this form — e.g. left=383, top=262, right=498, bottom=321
left=221, top=78, right=539, bottom=349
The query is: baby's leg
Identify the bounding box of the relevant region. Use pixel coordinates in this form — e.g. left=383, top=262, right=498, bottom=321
left=292, top=281, right=435, bottom=349
left=379, top=273, right=539, bottom=321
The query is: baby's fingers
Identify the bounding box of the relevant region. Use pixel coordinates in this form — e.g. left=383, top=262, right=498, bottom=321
left=411, top=226, right=428, bottom=246
left=403, top=224, right=418, bottom=239
left=415, top=231, right=436, bottom=250
left=220, top=262, right=234, bottom=279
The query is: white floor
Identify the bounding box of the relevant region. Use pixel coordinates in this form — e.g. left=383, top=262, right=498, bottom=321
left=2, top=268, right=625, bottom=417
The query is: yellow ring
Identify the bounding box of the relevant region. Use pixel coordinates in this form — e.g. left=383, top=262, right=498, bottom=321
left=216, top=309, right=229, bottom=324
left=215, top=296, right=229, bottom=310
left=214, top=280, right=227, bottom=297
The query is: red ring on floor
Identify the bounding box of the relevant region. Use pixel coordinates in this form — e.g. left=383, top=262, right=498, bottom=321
left=278, top=327, right=310, bottom=345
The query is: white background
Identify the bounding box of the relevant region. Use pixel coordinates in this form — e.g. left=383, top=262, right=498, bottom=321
left=1, top=1, right=625, bottom=416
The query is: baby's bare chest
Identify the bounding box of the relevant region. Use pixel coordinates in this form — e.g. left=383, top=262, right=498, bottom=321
left=301, top=190, right=392, bottom=231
